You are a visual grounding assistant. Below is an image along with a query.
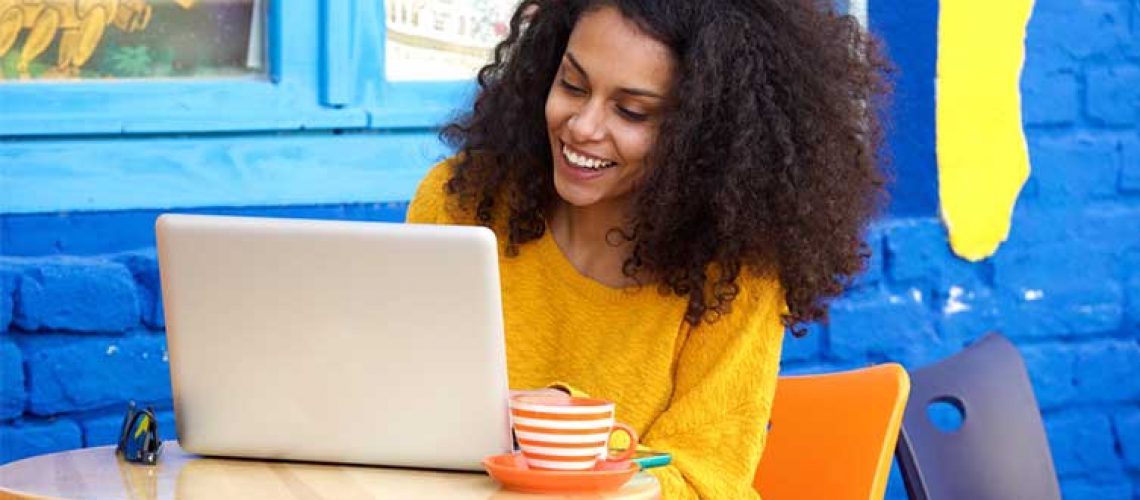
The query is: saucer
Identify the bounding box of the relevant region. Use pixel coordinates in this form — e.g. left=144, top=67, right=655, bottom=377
left=482, top=453, right=641, bottom=494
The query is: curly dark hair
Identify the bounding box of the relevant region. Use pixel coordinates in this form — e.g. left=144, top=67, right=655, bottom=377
left=440, top=0, right=891, bottom=335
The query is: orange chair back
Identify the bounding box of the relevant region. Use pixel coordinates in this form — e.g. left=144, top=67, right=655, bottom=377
left=754, top=363, right=910, bottom=500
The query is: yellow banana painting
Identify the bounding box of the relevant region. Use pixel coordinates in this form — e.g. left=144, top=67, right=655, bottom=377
left=937, top=0, right=1036, bottom=261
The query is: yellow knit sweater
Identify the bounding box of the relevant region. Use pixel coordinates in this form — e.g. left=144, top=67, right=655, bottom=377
left=406, top=160, right=785, bottom=499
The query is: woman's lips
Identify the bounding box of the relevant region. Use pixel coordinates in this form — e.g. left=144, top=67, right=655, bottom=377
left=556, top=142, right=610, bottom=181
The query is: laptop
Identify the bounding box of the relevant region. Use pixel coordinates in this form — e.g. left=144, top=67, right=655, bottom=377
left=155, top=214, right=513, bottom=470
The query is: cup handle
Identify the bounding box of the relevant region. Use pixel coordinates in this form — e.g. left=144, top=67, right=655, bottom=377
left=606, top=422, right=639, bottom=462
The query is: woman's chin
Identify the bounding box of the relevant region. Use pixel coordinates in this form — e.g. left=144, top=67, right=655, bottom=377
left=552, top=182, right=604, bottom=209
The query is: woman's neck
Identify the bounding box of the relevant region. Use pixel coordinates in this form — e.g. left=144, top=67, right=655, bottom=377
left=549, top=201, right=638, bottom=288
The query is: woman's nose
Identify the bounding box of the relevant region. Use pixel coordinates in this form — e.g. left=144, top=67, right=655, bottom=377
left=567, top=99, right=607, bottom=143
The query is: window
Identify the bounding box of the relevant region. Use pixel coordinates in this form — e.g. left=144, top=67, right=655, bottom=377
left=384, top=0, right=515, bottom=81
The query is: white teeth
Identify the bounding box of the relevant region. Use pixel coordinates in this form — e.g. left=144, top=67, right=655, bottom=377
left=562, top=145, right=615, bottom=170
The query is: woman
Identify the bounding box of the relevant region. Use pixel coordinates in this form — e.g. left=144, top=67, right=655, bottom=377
left=407, top=0, right=889, bottom=497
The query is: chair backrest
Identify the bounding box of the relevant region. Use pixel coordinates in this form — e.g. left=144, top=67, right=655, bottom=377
left=895, top=333, right=1061, bottom=500
left=754, top=363, right=910, bottom=500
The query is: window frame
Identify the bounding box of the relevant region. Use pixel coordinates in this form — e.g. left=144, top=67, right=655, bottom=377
left=319, top=0, right=480, bottom=130
left=0, top=1, right=370, bottom=137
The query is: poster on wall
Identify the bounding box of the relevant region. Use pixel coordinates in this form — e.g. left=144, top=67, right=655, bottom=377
left=0, top=0, right=265, bottom=81
left=385, top=0, right=520, bottom=81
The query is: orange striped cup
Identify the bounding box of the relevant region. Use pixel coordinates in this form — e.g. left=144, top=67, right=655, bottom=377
left=509, top=396, right=638, bottom=471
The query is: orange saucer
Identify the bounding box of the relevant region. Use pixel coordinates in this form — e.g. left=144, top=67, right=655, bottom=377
left=482, top=453, right=640, bottom=494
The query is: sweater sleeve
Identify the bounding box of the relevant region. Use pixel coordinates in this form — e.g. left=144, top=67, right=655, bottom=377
left=644, top=276, right=785, bottom=499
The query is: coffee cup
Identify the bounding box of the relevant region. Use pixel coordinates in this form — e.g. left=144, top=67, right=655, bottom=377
left=509, top=395, right=638, bottom=471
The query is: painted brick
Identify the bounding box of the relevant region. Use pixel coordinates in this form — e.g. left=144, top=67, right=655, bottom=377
left=884, top=218, right=942, bottom=283
left=0, top=266, right=15, bottom=332
left=1045, top=410, right=1121, bottom=476
left=936, top=285, right=1004, bottom=351
left=1074, top=341, right=1140, bottom=403
left=0, top=211, right=164, bottom=257
left=1133, top=1, right=1140, bottom=46
left=778, top=361, right=848, bottom=377
left=993, top=243, right=1125, bottom=339
left=1022, top=135, right=1121, bottom=205
left=827, top=289, right=943, bottom=366
left=0, top=339, right=24, bottom=420
left=994, top=243, right=1115, bottom=293
left=884, top=218, right=988, bottom=288
left=1003, top=206, right=1083, bottom=247
left=80, top=412, right=123, bottom=449
left=1061, top=478, right=1133, bottom=500
left=1021, top=66, right=1079, bottom=126
left=1087, top=65, right=1140, bottom=126
left=1123, top=136, right=1139, bottom=192
left=853, top=225, right=885, bottom=288
left=1127, top=276, right=1140, bottom=332
left=1020, top=343, right=1079, bottom=410
left=1077, top=206, right=1140, bottom=249
left=1, top=205, right=409, bottom=257
left=780, top=323, right=824, bottom=364
left=1027, top=0, right=1130, bottom=60
left=22, top=334, right=170, bottom=416
left=14, top=258, right=140, bottom=333
left=82, top=408, right=176, bottom=448
left=0, top=419, right=82, bottom=464
left=1000, top=284, right=1125, bottom=339
left=111, top=250, right=164, bottom=328
left=869, top=0, right=937, bottom=217
left=1114, top=410, right=1140, bottom=470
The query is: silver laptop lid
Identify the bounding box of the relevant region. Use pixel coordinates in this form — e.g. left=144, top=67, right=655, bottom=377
left=156, top=214, right=512, bottom=470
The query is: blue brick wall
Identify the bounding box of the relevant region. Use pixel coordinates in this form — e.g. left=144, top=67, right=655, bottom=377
left=808, top=0, right=1140, bottom=497
left=0, top=2, right=1137, bottom=500
left=0, top=253, right=171, bottom=463
left=0, top=204, right=407, bottom=464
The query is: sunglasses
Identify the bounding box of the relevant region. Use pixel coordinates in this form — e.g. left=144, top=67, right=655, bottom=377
left=116, top=402, right=162, bottom=465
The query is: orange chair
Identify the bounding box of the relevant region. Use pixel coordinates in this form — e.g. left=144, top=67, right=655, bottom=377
left=754, top=363, right=910, bottom=500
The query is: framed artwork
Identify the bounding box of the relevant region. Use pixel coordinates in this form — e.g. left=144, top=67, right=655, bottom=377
left=0, top=1, right=367, bottom=136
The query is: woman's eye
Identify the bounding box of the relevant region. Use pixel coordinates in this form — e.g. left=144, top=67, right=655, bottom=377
left=560, top=79, right=586, bottom=95
left=617, top=107, right=649, bottom=122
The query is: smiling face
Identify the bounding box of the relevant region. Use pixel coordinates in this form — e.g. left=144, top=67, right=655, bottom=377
left=545, top=5, right=675, bottom=212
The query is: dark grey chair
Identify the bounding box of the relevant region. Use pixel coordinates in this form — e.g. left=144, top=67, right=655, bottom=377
left=895, top=333, right=1061, bottom=500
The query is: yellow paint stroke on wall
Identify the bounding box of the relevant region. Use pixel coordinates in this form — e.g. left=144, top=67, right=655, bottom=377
left=938, top=0, right=1036, bottom=261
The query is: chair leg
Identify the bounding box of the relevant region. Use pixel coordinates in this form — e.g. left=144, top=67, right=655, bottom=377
left=894, top=429, right=928, bottom=500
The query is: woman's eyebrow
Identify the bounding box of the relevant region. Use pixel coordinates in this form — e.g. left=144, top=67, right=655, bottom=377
left=565, top=52, right=666, bottom=100
left=565, top=52, right=590, bottom=78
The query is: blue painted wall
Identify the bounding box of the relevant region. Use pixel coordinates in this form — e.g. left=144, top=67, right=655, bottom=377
left=1, top=1, right=1139, bottom=498
left=869, top=0, right=939, bottom=217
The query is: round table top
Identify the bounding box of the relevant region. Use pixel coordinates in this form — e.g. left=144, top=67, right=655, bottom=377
left=0, top=442, right=660, bottom=500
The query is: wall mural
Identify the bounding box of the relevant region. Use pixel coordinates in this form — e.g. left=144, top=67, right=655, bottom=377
left=937, top=0, right=1036, bottom=260
left=0, top=0, right=262, bottom=81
